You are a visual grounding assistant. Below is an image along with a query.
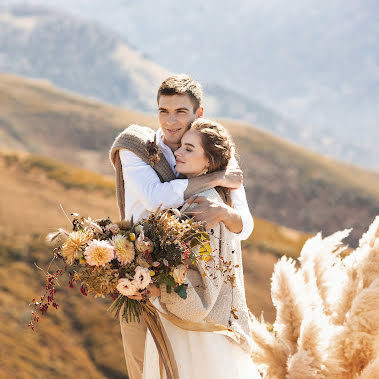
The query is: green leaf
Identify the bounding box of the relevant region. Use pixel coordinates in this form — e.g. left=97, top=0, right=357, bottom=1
left=159, top=274, right=176, bottom=287
left=174, top=284, right=187, bottom=299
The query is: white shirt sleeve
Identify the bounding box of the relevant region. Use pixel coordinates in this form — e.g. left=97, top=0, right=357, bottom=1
left=229, top=185, right=254, bottom=241
left=227, top=154, right=254, bottom=240
left=119, top=149, right=189, bottom=212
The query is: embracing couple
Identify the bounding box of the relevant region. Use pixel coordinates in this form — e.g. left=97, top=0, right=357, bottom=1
left=110, top=75, right=261, bottom=378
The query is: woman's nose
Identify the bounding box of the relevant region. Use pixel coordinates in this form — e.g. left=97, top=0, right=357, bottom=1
left=174, top=148, right=182, bottom=158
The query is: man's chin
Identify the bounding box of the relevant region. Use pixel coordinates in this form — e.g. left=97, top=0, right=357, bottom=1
left=165, top=135, right=182, bottom=145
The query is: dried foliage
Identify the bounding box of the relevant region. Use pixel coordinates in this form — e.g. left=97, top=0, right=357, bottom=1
left=250, top=216, right=379, bottom=378
left=29, top=207, right=239, bottom=328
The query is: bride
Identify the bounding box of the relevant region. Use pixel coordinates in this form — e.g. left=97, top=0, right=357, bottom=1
left=141, top=119, right=261, bottom=379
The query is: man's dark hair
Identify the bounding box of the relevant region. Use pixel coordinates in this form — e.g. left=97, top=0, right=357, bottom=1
left=157, top=74, right=203, bottom=111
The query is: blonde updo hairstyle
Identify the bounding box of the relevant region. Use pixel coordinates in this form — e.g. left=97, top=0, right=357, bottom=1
left=190, top=118, right=234, bottom=206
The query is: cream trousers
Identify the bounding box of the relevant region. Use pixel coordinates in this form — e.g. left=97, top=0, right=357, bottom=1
left=120, top=314, right=147, bottom=379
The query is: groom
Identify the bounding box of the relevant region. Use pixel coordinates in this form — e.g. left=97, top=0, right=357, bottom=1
left=110, top=74, right=254, bottom=379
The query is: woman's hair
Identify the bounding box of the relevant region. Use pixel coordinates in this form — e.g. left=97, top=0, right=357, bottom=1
left=190, top=118, right=235, bottom=206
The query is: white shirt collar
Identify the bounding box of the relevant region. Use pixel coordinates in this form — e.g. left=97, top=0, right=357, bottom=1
left=155, top=128, right=179, bottom=177
left=155, top=128, right=173, bottom=155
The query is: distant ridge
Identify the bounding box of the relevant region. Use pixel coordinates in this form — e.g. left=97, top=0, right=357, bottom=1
left=1, top=71, right=378, bottom=246
left=0, top=2, right=376, bottom=169
left=0, top=3, right=349, bottom=170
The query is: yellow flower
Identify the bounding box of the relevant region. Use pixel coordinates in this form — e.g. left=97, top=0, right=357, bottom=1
left=61, top=231, right=93, bottom=265
left=79, top=257, right=87, bottom=265
left=129, top=233, right=136, bottom=241
left=199, top=243, right=212, bottom=262
left=113, top=235, right=135, bottom=265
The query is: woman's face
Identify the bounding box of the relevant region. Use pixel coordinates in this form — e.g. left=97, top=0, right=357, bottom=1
left=174, top=129, right=209, bottom=178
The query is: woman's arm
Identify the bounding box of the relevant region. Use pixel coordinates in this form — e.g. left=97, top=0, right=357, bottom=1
left=120, top=149, right=243, bottom=211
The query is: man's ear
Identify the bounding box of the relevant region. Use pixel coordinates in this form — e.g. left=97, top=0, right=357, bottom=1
left=197, top=106, right=204, bottom=118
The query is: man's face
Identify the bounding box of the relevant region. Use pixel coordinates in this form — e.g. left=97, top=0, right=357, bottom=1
left=158, top=94, right=203, bottom=147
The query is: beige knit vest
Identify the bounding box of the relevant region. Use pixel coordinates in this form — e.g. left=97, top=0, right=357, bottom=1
left=109, top=125, right=176, bottom=220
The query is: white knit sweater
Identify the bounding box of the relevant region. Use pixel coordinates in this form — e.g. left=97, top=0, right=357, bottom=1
left=159, top=188, right=253, bottom=354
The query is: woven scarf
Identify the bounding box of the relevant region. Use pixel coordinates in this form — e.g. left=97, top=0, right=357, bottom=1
left=109, top=125, right=176, bottom=220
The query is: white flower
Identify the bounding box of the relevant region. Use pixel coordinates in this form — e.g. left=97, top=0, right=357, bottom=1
left=84, top=239, right=114, bottom=266
left=117, top=278, right=138, bottom=297
left=135, top=231, right=154, bottom=254
left=172, top=264, right=187, bottom=284
left=134, top=266, right=151, bottom=290
left=105, top=223, right=120, bottom=235
left=134, top=225, right=144, bottom=235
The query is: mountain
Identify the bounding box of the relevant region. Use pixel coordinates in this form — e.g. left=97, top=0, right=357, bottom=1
left=0, top=3, right=377, bottom=170
left=1, top=71, right=378, bottom=247
left=20, top=0, right=378, bottom=169
left=0, top=149, right=310, bottom=377
left=0, top=3, right=298, bottom=138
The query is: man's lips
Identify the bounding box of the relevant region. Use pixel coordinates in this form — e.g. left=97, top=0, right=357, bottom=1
left=166, top=128, right=181, bottom=134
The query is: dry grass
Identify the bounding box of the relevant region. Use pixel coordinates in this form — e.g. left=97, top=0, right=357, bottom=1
left=0, top=150, right=308, bottom=377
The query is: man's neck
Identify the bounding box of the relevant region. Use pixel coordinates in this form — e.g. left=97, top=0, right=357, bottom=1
left=159, top=131, right=180, bottom=152
left=163, top=140, right=181, bottom=152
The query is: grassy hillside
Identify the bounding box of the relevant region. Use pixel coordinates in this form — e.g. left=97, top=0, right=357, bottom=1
left=0, top=150, right=311, bottom=378
left=0, top=71, right=378, bottom=247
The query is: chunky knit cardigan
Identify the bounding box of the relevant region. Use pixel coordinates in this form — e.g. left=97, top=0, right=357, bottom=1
left=109, top=124, right=176, bottom=220
left=110, top=125, right=253, bottom=353
left=160, top=188, right=253, bottom=354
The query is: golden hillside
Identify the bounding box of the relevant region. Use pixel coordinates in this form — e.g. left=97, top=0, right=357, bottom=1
left=1, top=72, right=378, bottom=246
left=0, top=151, right=310, bottom=378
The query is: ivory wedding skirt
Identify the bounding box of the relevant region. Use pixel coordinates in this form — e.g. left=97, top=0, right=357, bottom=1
left=142, top=299, right=261, bottom=379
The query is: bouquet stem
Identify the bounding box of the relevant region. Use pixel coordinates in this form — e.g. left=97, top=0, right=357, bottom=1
left=108, top=294, right=143, bottom=323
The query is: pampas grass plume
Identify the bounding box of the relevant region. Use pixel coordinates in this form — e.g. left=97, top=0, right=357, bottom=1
left=250, top=217, right=379, bottom=378
left=286, top=350, right=322, bottom=379
left=271, top=256, right=307, bottom=353
left=249, top=312, right=290, bottom=378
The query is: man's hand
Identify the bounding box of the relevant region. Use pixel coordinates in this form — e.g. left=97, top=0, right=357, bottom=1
left=184, top=167, right=243, bottom=199
left=183, top=196, right=229, bottom=229
left=184, top=196, right=243, bottom=233
left=218, top=168, right=243, bottom=189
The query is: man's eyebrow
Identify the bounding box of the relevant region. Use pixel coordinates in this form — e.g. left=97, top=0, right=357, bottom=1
left=176, top=107, right=190, bottom=111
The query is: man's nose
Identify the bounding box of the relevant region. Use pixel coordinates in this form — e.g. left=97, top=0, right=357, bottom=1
left=166, top=113, right=176, bottom=125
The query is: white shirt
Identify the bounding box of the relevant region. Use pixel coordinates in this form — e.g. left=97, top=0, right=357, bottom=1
left=119, top=128, right=254, bottom=240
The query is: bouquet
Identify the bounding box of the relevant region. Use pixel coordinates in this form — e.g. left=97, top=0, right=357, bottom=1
left=28, top=207, right=211, bottom=330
